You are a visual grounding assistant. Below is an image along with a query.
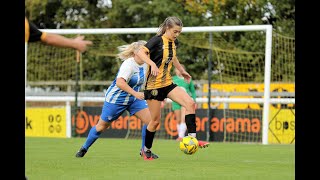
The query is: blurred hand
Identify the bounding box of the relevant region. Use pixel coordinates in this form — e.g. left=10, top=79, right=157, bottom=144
left=74, top=35, right=93, bottom=53
left=181, top=70, right=191, bottom=83
left=150, top=63, right=159, bottom=76
left=134, top=92, right=145, bottom=100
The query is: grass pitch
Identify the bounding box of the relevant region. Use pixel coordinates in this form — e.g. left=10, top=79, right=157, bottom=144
left=26, top=137, right=294, bottom=180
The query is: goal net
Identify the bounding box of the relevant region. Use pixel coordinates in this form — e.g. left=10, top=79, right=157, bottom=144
left=26, top=25, right=295, bottom=144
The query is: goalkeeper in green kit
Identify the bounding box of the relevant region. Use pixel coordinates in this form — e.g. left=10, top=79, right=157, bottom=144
left=171, top=65, right=197, bottom=141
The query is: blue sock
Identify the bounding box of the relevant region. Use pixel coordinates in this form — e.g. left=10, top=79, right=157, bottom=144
left=82, top=126, right=101, bottom=150
left=141, top=124, right=147, bottom=150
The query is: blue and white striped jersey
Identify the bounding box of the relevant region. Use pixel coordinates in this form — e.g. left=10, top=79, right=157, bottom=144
left=105, top=57, right=147, bottom=105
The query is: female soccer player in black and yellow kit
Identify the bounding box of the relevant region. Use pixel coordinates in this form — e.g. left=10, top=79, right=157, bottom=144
left=137, top=16, right=209, bottom=158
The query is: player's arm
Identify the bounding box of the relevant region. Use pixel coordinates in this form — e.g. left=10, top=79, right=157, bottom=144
left=136, top=48, right=159, bottom=76
left=116, top=78, right=144, bottom=100
left=172, top=56, right=184, bottom=73
left=42, top=34, right=92, bottom=53
left=136, top=36, right=160, bottom=76
left=27, top=18, right=46, bottom=42
left=26, top=17, right=92, bottom=52
left=189, top=80, right=197, bottom=101
left=172, top=57, right=191, bottom=83
left=116, top=61, right=144, bottom=100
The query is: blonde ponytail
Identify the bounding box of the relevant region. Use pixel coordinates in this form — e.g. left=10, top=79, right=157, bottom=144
left=117, top=40, right=147, bottom=60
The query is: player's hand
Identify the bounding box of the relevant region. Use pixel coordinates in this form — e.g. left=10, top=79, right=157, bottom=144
left=150, top=63, right=159, bottom=76
left=74, top=36, right=93, bottom=53
left=181, top=70, right=191, bottom=83
left=134, top=92, right=145, bottom=100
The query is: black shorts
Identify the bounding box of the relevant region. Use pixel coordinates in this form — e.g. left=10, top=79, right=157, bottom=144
left=144, top=83, right=177, bottom=101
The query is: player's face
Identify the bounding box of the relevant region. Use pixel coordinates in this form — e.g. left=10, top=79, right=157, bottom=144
left=166, top=25, right=182, bottom=41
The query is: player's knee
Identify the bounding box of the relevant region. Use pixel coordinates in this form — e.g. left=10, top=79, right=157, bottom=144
left=143, top=119, right=151, bottom=125
left=96, top=119, right=110, bottom=132
left=152, top=114, right=161, bottom=122
left=153, top=121, right=160, bottom=128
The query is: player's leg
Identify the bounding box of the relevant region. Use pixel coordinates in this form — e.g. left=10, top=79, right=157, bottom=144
left=141, top=124, right=147, bottom=150
left=172, top=102, right=182, bottom=141
left=130, top=99, right=161, bottom=160
left=140, top=116, right=156, bottom=157
left=135, top=108, right=159, bottom=160
left=75, top=102, right=125, bottom=157
left=143, top=99, right=162, bottom=158
left=76, top=118, right=111, bottom=157
left=140, top=100, right=165, bottom=150
left=167, top=87, right=209, bottom=148
left=179, top=106, right=187, bottom=139
left=168, top=86, right=196, bottom=136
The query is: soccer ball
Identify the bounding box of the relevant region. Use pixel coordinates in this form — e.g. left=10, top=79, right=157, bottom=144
left=179, top=136, right=199, bottom=155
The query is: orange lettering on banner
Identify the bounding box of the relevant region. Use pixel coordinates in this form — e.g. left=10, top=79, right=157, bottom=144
left=72, top=110, right=262, bottom=135
left=197, top=117, right=206, bottom=131
left=123, top=116, right=128, bottom=129
left=251, top=118, right=260, bottom=133
left=114, top=116, right=123, bottom=129
left=210, top=117, right=261, bottom=133
left=225, top=118, right=234, bottom=132
left=164, top=112, right=178, bottom=136
left=72, top=111, right=99, bottom=134
left=76, top=111, right=89, bottom=134
left=211, top=117, right=220, bottom=132
left=235, top=118, right=251, bottom=132
left=129, top=116, right=139, bottom=130
left=89, top=115, right=100, bottom=127
left=220, top=118, right=226, bottom=131
left=202, top=117, right=208, bottom=131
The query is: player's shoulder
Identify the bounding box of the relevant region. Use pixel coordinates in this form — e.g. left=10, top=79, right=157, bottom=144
left=148, top=35, right=162, bottom=43
left=120, top=58, right=135, bottom=67
left=151, top=35, right=162, bottom=40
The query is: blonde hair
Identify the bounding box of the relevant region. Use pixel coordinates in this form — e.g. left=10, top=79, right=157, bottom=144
left=157, top=16, right=183, bottom=35
left=117, top=40, right=147, bottom=60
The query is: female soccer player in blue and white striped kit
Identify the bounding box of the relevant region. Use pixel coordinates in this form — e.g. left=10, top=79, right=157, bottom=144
left=75, top=40, right=160, bottom=160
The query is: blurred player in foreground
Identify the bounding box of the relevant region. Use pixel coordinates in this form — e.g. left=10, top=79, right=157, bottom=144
left=25, top=17, right=92, bottom=52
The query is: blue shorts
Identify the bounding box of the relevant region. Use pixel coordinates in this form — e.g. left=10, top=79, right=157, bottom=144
left=100, top=99, right=148, bottom=122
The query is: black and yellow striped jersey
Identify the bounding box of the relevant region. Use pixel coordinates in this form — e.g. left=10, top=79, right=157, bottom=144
left=143, top=35, right=179, bottom=90
left=25, top=17, right=47, bottom=43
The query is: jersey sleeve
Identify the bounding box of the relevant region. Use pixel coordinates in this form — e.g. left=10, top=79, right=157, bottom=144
left=144, top=35, right=161, bottom=52
left=28, top=20, right=47, bottom=42
left=116, top=60, right=133, bottom=81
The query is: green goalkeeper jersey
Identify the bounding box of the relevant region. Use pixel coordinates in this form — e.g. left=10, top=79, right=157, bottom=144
left=172, top=75, right=196, bottom=101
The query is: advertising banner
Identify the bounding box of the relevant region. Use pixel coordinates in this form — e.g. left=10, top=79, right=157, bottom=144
left=26, top=106, right=295, bottom=144
left=26, top=107, right=66, bottom=138
left=268, top=109, right=295, bottom=144
left=72, top=107, right=264, bottom=143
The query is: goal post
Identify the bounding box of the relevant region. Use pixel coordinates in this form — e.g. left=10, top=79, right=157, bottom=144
left=26, top=25, right=295, bottom=144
